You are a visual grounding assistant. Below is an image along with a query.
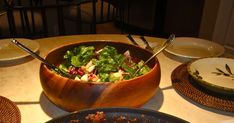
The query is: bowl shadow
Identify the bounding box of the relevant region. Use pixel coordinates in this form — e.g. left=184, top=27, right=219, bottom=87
left=39, top=92, right=69, bottom=119
left=142, top=87, right=164, bottom=110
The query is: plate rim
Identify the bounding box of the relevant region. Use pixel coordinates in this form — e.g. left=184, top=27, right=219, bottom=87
left=187, top=57, right=234, bottom=95
left=0, top=38, right=39, bottom=61
left=46, top=107, right=188, bottom=123
left=165, top=37, right=225, bottom=59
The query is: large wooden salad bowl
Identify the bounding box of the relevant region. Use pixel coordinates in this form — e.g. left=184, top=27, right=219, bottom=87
left=40, top=41, right=161, bottom=111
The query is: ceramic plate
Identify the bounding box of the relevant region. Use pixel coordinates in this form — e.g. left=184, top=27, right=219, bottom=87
left=165, top=37, right=225, bottom=59
left=0, top=38, right=39, bottom=61
left=46, top=107, right=188, bottom=123
left=187, top=57, right=234, bottom=95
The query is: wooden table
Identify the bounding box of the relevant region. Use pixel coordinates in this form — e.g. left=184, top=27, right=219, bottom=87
left=0, top=34, right=233, bottom=123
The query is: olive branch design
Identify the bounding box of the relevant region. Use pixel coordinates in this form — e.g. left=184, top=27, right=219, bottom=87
left=192, top=69, right=203, bottom=80
left=212, top=64, right=234, bottom=80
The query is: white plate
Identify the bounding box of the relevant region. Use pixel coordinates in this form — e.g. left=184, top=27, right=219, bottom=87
left=0, top=38, right=39, bottom=61
left=165, top=37, right=225, bottom=59
left=187, top=57, right=234, bottom=95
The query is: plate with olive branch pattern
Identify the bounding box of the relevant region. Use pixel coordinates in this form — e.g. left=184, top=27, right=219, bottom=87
left=187, top=57, right=234, bottom=96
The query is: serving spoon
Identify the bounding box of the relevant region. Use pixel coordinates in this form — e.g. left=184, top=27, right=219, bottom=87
left=11, top=39, right=73, bottom=78
left=133, top=34, right=175, bottom=76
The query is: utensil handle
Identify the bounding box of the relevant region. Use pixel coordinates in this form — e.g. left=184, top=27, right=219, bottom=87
left=127, top=34, right=138, bottom=45
left=140, top=36, right=150, bottom=47
left=140, top=36, right=154, bottom=52
left=11, top=39, right=57, bottom=70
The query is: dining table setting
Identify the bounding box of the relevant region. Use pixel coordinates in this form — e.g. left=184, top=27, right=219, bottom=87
left=0, top=34, right=234, bottom=123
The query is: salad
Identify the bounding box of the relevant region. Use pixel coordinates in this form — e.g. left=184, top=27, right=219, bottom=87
left=58, top=45, right=151, bottom=82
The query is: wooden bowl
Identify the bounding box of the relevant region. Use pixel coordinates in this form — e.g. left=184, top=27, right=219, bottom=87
left=39, top=41, right=161, bottom=111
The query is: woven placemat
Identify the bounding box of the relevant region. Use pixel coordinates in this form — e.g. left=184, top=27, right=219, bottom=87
left=171, top=63, right=234, bottom=112
left=0, top=96, right=21, bottom=123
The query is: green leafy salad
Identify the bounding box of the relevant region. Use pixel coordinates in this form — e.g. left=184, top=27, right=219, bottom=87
left=58, top=45, right=151, bottom=82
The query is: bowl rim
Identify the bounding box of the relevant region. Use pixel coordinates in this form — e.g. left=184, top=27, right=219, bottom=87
left=41, top=40, right=160, bottom=84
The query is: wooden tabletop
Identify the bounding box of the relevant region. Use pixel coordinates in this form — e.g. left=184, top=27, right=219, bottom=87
left=0, top=34, right=233, bottom=123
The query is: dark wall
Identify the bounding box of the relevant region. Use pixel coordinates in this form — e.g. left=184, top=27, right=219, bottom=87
left=124, top=0, right=204, bottom=38
left=161, top=0, right=204, bottom=37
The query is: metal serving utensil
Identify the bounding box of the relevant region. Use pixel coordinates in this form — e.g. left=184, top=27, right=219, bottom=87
left=127, top=34, right=153, bottom=52
left=133, top=34, right=175, bottom=76
left=140, top=36, right=154, bottom=51
left=127, top=34, right=138, bottom=45
left=11, top=39, right=73, bottom=78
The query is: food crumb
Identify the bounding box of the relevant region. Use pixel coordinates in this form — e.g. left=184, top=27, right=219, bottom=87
left=69, top=119, right=79, bottom=123
left=85, top=111, right=106, bottom=121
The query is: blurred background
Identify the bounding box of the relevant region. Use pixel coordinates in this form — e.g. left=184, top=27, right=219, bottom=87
left=0, top=0, right=234, bottom=53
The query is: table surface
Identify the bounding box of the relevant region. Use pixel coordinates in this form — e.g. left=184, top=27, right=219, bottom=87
left=0, top=34, right=234, bottom=123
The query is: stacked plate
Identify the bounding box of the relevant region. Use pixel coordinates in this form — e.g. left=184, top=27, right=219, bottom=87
left=187, top=57, right=234, bottom=96
left=171, top=57, right=234, bottom=112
